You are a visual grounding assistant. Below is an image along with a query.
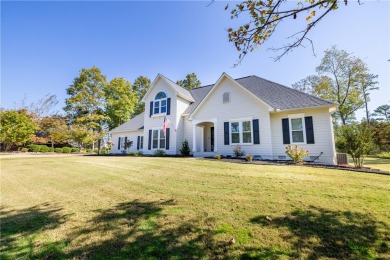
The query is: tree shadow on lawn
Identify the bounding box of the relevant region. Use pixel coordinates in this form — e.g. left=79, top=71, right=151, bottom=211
left=0, top=203, right=68, bottom=259
left=250, top=206, right=389, bottom=259
left=67, top=199, right=232, bottom=259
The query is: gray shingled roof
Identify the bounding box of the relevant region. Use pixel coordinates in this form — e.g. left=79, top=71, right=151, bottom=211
left=110, top=112, right=144, bottom=133
left=185, top=75, right=335, bottom=115
left=184, top=84, right=213, bottom=114
left=236, top=76, right=335, bottom=110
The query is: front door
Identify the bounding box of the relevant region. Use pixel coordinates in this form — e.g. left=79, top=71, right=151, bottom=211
left=211, top=127, right=214, bottom=152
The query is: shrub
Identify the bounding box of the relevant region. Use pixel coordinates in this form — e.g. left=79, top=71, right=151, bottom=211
left=285, top=144, right=308, bottom=164
left=135, top=150, right=144, bottom=156
left=62, top=147, right=72, bottom=153
left=154, top=149, right=166, bottom=157
left=20, top=147, right=29, bottom=153
left=214, top=154, right=221, bottom=160
left=71, top=148, right=79, bottom=153
left=245, top=154, right=253, bottom=162
left=128, top=152, right=135, bottom=156
left=28, top=144, right=41, bottom=152
left=54, top=148, right=63, bottom=153
left=48, top=147, right=54, bottom=152
left=100, top=149, right=107, bottom=154
left=376, top=152, right=390, bottom=159
left=336, top=124, right=374, bottom=168
left=180, top=140, right=191, bottom=156
left=86, top=149, right=93, bottom=153
left=233, top=145, right=244, bottom=158
left=39, top=145, right=49, bottom=153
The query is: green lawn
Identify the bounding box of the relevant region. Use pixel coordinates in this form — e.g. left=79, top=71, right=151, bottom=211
left=1, top=155, right=389, bottom=259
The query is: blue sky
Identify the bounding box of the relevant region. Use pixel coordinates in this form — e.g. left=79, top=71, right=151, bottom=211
left=1, top=1, right=389, bottom=119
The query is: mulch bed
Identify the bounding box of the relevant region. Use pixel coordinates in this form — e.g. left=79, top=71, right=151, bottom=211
left=202, top=157, right=390, bottom=176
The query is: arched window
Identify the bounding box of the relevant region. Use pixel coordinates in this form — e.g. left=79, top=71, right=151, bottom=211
left=154, top=91, right=167, bottom=114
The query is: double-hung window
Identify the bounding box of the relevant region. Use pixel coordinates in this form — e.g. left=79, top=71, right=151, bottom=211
left=289, top=116, right=305, bottom=143
left=154, top=92, right=167, bottom=115
left=230, top=120, right=252, bottom=144
left=152, top=129, right=165, bottom=149
left=139, top=136, right=144, bottom=149
left=119, top=137, right=126, bottom=150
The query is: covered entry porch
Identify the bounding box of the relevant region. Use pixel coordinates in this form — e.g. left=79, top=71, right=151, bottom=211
left=192, top=119, right=217, bottom=157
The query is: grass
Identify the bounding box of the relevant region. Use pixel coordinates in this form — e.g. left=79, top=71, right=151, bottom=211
left=1, top=155, right=389, bottom=259
left=362, top=156, right=390, bottom=172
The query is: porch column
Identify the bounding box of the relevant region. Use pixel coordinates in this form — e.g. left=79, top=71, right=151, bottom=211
left=200, top=126, right=204, bottom=152
left=214, top=120, right=218, bottom=152
left=192, top=123, right=197, bottom=152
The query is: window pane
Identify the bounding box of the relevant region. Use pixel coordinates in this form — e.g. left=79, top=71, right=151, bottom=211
left=161, top=100, right=166, bottom=106
left=153, top=139, right=158, bottom=149
left=291, top=118, right=303, bottom=130
left=292, top=131, right=304, bottom=142
left=153, top=130, right=158, bottom=139
left=231, top=133, right=240, bottom=143
left=231, top=122, right=239, bottom=133
left=161, top=106, right=167, bottom=113
left=160, top=138, right=165, bottom=149
left=242, top=121, right=251, bottom=131
left=155, top=92, right=167, bottom=100
left=243, top=132, right=252, bottom=143
left=160, top=130, right=165, bottom=138
left=154, top=101, right=160, bottom=114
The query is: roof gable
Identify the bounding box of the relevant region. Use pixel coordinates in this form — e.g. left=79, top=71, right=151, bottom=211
left=142, top=74, right=195, bottom=103
left=188, top=73, right=273, bottom=119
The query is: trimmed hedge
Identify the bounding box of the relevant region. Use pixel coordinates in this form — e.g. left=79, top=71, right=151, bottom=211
left=40, top=145, right=49, bottom=153
left=71, top=148, right=79, bottom=153
left=28, top=145, right=41, bottom=152
left=54, top=148, right=63, bottom=153
left=62, top=147, right=72, bottom=153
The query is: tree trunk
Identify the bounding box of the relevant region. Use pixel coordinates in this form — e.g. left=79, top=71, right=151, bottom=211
left=98, top=139, right=101, bottom=155
left=364, top=96, right=370, bottom=126
left=341, top=116, right=346, bottom=126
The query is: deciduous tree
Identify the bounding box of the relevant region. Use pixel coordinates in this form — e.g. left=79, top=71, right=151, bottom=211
left=105, top=77, right=137, bottom=129
left=64, top=67, right=108, bottom=149
left=336, top=123, right=373, bottom=168
left=0, top=109, right=36, bottom=151
left=39, top=116, right=69, bottom=148
left=64, top=67, right=108, bottom=130
left=132, top=76, right=151, bottom=116
left=227, top=0, right=356, bottom=63
left=357, top=73, right=378, bottom=124
left=293, top=47, right=377, bottom=125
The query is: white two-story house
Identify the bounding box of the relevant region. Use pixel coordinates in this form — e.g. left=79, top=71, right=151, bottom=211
left=110, top=73, right=337, bottom=164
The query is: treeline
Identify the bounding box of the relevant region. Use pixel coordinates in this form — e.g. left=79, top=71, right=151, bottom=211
left=0, top=68, right=201, bottom=152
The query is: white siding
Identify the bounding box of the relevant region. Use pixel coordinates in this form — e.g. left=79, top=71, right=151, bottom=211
left=175, top=97, right=191, bottom=154
left=111, top=131, right=143, bottom=154
left=190, top=77, right=273, bottom=157
left=182, top=115, right=194, bottom=153
left=143, top=78, right=185, bottom=155
left=270, top=107, right=336, bottom=164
